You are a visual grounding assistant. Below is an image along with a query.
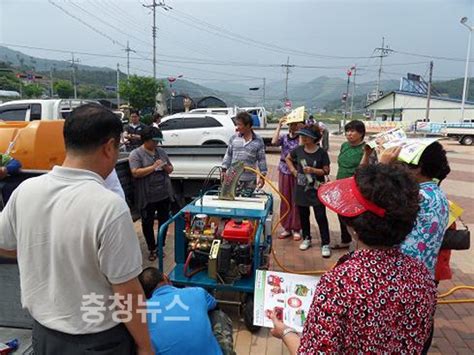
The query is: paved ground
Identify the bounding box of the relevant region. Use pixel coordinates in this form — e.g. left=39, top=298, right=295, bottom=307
left=140, top=133, right=473, bottom=354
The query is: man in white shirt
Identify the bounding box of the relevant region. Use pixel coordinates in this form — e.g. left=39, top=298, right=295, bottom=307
left=0, top=104, right=153, bottom=355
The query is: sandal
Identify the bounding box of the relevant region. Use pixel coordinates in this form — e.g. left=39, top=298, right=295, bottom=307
left=148, top=251, right=157, bottom=261
left=278, top=230, right=292, bottom=239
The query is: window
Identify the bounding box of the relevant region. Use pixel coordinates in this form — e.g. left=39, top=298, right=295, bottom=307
left=183, top=116, right=222, bottom=129
left=0, top=107, right=28, bottom=121
left=159, top=118, right=184, bottom=130
left=30, top=104, right=42, bottom=121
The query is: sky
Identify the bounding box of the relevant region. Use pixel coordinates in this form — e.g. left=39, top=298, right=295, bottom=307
left=1, top=0, right=474, bottom=89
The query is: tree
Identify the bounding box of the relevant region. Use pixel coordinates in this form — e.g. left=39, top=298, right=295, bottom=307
left=0, top=75, right=21, bottom=92
left=79, top=85, right=107, bottom=99
left=119, top=75, right=158, bottom=110
left=54, top=80, right=74, bottom=98
left=23, top=83, right=44, bottom=98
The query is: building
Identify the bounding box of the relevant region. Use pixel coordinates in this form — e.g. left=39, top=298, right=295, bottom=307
left=366, top=90, right=474, bottom=123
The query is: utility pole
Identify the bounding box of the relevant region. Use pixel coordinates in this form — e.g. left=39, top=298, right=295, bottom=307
left=116, top=63, right=121, bottom=108
left=350, top=65, right=356, bottom=119
left=49, top=66, right=54, bottom=98
left=143, top=1, right=171, bottom=82
left=281, top=57, right=295, bottom=101
left=373, top=37, right=392, bottom=119
left=69, top=53, right=80, bottom=99
left=262, top=78, right=266, bottom=108
left=425, top=61, right=434, bottom=122
left=343, top=69, right=351, bottom=127
left=123, top=41, right=136, bottom=81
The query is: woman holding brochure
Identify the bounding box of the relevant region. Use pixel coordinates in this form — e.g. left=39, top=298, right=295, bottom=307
left=270, top=163, right=437, bottom=354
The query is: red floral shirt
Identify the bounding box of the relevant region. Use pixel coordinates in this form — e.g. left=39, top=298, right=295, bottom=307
left=298, top=248, right=437, bottom=354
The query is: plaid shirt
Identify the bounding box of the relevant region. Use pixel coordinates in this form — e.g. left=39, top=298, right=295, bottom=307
left=222, top=132, right=267, bottom=181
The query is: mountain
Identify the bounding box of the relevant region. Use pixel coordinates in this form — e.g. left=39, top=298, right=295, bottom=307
left=0, top=45, right=114, bottom=72
left=1, top=45, right=470, bottom=110
left=164, top=79, right=251, bottom=106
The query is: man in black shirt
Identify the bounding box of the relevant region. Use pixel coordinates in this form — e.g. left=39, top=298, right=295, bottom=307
left=124, top=110, right=147, bottom=151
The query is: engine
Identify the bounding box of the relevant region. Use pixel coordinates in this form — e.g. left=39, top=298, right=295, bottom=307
left=184, top=213, right=256, bottom=284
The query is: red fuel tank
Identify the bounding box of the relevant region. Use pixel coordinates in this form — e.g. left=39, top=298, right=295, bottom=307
left=222, top=220, right=254, bottom=243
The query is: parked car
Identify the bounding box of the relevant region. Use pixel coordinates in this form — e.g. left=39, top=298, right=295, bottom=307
left=158, top=113, right=235, bottom=146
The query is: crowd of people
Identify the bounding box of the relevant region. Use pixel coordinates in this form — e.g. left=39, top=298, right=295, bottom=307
left=0, top=104, right=454, bottom=354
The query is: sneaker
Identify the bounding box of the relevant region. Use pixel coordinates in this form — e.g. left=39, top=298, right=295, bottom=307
left=293, top=231, right=302, bottom=241
left=321, top=245, right=331, bottom=258
left=299, top=239, right=311, bottom=251
left=278, top=230, right=292, bottom=239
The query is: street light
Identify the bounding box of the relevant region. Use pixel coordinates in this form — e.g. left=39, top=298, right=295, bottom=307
left=460, top=17, right=473, bottom=122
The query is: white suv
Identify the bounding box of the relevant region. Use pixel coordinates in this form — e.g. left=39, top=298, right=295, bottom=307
left=158, top=113, right=236, bottom=146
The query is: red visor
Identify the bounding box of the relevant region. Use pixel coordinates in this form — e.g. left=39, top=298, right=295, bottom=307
left=317, top=177, right=386, bottom=218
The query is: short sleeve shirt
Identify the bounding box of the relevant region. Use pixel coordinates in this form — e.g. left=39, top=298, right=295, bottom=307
left=147, top=285, right=222, bottom=355
left=129, top=146, right=171, bottom=205
left=289, top=146, right=330, bottom=206
left=298, top=248, right=437, bottom=353
left=336, top=141, right=365, bottom=179
left=277, top=134, right=300, bottom=175
left=400, top=181, right=449, bottom=275
left=0, top=166, right=142, bottom=334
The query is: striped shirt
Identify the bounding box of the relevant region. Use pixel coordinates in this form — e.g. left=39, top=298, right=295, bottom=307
left=222, top=132, right=267, bottom=181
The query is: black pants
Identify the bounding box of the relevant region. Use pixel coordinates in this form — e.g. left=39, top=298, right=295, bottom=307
left=141, top=198, right=170, bottom=251
left=298, top=204, right=330, bottom=246
left=338, top=214, right=352, bottom=244
left=32, top=320, right=135, bottom=355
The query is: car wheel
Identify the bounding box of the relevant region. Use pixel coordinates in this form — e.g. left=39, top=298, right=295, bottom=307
left=203, top=140, right=226, bottom=146
left=461, top=136, right=473, bottom=146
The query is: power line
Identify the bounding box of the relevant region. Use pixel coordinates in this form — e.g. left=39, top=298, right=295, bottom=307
left=392, top=49, right=471, bottom=62
left=48, top=0, right=125, bottom=47
left=169, top=6, right=376, bottom=60
left=68, top=1, right=151, bottom=48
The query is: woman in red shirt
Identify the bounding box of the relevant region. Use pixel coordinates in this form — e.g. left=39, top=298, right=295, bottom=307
left=270, top=163, right=437, bottom=354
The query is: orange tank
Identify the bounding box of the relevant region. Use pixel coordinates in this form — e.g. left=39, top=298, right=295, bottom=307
left=0, top=120, right=65, bottom=170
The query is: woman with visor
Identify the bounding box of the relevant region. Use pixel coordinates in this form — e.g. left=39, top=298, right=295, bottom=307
left=270, top=163, right=437, bottom=354
left=285, top=124, right=331, bottom=256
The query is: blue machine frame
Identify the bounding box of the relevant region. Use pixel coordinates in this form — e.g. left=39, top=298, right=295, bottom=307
left=157, top=192, right=273, bottom=293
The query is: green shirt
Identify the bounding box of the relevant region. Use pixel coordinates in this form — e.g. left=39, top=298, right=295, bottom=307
left=0, top=154, right=12, bottom=167
left=336, top=141, right=365, bottom=180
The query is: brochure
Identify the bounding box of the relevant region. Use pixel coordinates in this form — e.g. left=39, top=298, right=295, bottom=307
left=253, top=270, right=320, bottom=332
left=367, top=128, right=439, bottom=164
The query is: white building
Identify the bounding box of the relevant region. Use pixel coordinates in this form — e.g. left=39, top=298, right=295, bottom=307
left=366, top=91, right=474, bottom=123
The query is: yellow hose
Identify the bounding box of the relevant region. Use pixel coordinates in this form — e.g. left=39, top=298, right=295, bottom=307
left=242, top=166, right=474, bottom=303
left=245, top=166, right=328, bottom=275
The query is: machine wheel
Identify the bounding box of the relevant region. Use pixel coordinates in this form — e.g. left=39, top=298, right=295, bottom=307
left=243, top=295, right=261, bottom=333
left=460, top=135, right=473, bottom=146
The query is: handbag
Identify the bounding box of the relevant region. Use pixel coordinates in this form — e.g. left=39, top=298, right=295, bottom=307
left=440, top=219, right=470, bottom=250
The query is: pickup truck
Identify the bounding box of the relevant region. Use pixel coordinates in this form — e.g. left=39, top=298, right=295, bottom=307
left=445, top=124, right=474, bottom=145
left=0, top=99, right=100, bottom=122
left=415, top=121, right=474, bottom=145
